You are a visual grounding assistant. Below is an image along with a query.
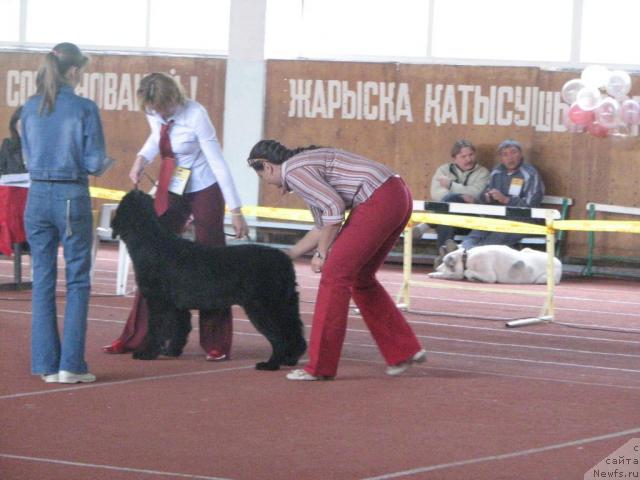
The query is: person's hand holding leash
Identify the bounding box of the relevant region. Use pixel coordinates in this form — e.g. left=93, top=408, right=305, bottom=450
left=311, top=250, right=325, bottom=273
left=230, top=209, right=249, bottom=239
left=129, top=155, right=146, bottom=185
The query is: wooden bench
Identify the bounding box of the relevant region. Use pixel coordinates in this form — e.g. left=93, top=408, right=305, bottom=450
left=414, top=195, right=573, bottom=258
left=583, top=202, right=640, bottom=276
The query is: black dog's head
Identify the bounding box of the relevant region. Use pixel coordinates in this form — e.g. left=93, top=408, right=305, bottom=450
left=111, top=189, right=157, bottom=240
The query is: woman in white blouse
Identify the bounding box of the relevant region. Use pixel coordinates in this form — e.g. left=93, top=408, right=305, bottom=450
left=103, top=72, right=248, bottom=361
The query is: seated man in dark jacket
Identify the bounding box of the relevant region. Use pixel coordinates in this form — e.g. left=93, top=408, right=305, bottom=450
left=460, top=139, right=545, bottom=250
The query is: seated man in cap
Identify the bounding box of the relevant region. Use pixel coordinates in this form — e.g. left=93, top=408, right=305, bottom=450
left=460, top=139, right=545, bottom=250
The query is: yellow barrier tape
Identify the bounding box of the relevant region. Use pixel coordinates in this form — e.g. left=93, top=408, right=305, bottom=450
left=87, top=188, right=640, bottom=235
left=89, top=186, right=126, bottom=201
left=553, top=220, right=640, bottom=234
left=89, top=187, right=316, bottom=222
left=410, top=212, right=547, bottom=235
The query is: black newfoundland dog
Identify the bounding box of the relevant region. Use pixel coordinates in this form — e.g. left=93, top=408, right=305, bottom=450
left=110, top=190, right=307, bottom=370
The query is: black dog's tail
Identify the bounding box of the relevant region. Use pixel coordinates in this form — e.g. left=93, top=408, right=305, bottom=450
left=282, top=263, right=307, bottom=359
left=283, top=287, right=307, bottom=361
left=282, top=266, right=303, bottom=327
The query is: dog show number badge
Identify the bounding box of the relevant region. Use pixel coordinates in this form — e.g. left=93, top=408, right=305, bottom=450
left=508, top=178, right=523, bottom=196
left=168, top=166, right=191, bottom=195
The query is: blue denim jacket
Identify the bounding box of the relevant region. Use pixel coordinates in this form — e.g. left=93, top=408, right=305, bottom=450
left=21, top=85, right=106, bottom=183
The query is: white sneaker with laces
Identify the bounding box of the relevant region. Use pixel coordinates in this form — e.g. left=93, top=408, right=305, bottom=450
left=41, top=374, right=59, bottom=383
left=57, top=371, right=97, bottom=384
left=386, top=349, right=427, bottom=376
left=286, top=369, right=334, bottom=381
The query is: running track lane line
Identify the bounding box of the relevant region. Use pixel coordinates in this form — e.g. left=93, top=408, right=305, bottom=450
left=341, top=355, right=640, bottom=391
left=5, top=305, right=640, bottom=347
left=360, top=426, right=640, bottom=480
left=0, top=364, right=256, bottom=401
left=0, top=453, right=233, bottom=480
left=5, top=375, right=635, bottom=479
left=4, top=313, right=640, bottom=381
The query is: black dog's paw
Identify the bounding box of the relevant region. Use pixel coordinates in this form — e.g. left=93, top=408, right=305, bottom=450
left=255, top=360, right=280, bottom=371
left=133, top=350, right=160, bottom=360
left=160, top=345, right=184, bottom=357
left=281, top=356, right=300, bottom=366
left=281, top=341, right=306, bottom=366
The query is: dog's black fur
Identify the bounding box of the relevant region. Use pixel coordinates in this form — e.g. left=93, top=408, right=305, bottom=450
left=111, top=190, right=307, bottom=370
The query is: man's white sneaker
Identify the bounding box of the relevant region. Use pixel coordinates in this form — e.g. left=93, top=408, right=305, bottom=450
left=386, top=349, right=427, bottom=376
left=411, top=223, right=430, bottom=241
left=57, top=371, right=97, bottom=384
left=41, top=374, right=58, bottom=383
left=286, top=369, right=334, bottom=381
left=444, top=239, right=459, bottom=253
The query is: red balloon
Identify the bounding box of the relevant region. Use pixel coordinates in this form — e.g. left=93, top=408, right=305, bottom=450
left=568, top=104, right=595, bottom=126
left=562, top=109, right=585, bottom=133
left=587, top=121, right=609, bottom=138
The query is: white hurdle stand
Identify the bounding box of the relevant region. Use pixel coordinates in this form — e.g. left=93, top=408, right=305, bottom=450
left=91, top=203, right=131, bottom=296
left=397, top=200, right=561, bottom=328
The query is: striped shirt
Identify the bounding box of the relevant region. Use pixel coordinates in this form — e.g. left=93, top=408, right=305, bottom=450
left=281, top=148, right=396, bottom=226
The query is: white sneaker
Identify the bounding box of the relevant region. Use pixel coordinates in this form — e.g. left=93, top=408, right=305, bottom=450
left=444, top=239, right=459, bottom=253
left=386, top=349, right=427, bottom=376
left=411, top=223, right=429, bottom=241
left=286, top=369, right=334, bottom=381
left=41, top=374, right=59, bottom=383
left=57, top=371, right=97, bottom=384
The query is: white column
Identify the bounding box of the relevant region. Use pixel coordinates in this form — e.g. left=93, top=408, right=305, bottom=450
left=222, top=0, right=267, bottom=208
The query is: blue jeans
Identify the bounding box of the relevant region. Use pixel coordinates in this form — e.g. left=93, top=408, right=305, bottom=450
left=461, top=230, right=524, bottom=250
left=435, top=193, right=470, bottom=248
left=25, top=181, right=93, bottom=375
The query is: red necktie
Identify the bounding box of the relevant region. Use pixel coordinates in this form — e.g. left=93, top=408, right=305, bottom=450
left=154, top=120, right=175, bottom=215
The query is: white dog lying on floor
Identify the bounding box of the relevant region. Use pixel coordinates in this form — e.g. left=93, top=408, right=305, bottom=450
left=428, top=245, right=562, bottom=284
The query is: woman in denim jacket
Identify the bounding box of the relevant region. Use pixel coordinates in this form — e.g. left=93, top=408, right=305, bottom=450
left=21, top=42, right=109, bottom=384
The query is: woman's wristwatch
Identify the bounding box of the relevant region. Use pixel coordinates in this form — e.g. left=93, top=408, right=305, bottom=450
left=313, top=250, right=326, bottom=260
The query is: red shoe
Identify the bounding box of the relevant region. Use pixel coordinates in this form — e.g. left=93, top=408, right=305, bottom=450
left=205, top=349, right=228, bottom=362
left=102, top=340, right=130, bottom=354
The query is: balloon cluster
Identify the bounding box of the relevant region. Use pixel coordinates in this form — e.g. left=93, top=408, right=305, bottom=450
left=561, top=65, right=638, bottom=138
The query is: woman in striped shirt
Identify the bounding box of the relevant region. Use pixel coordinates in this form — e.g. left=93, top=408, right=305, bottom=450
left=247, top=140, right=426, bottom=381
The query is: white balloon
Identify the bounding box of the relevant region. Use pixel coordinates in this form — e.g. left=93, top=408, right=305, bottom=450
left=606, top=70, right=632, bottom=99
left=595, top=97, right=620, bottom=129
left=576, top=86, right=603, bottom=111
left=581, top=65, right=610, bottom=89
left=561, top=78, right=585, bottom=104
left=620, top=99, right=640, bottom=125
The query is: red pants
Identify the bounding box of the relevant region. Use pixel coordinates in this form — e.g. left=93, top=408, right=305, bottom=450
left=115, top=183, right=233, bottom=355
left=304, top=176, right=423, bottom=377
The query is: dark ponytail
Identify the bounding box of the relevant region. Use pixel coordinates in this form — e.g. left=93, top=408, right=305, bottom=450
left=36, top=42, right=88, bottom=115
left=247, top=140, right=322, bottom=171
